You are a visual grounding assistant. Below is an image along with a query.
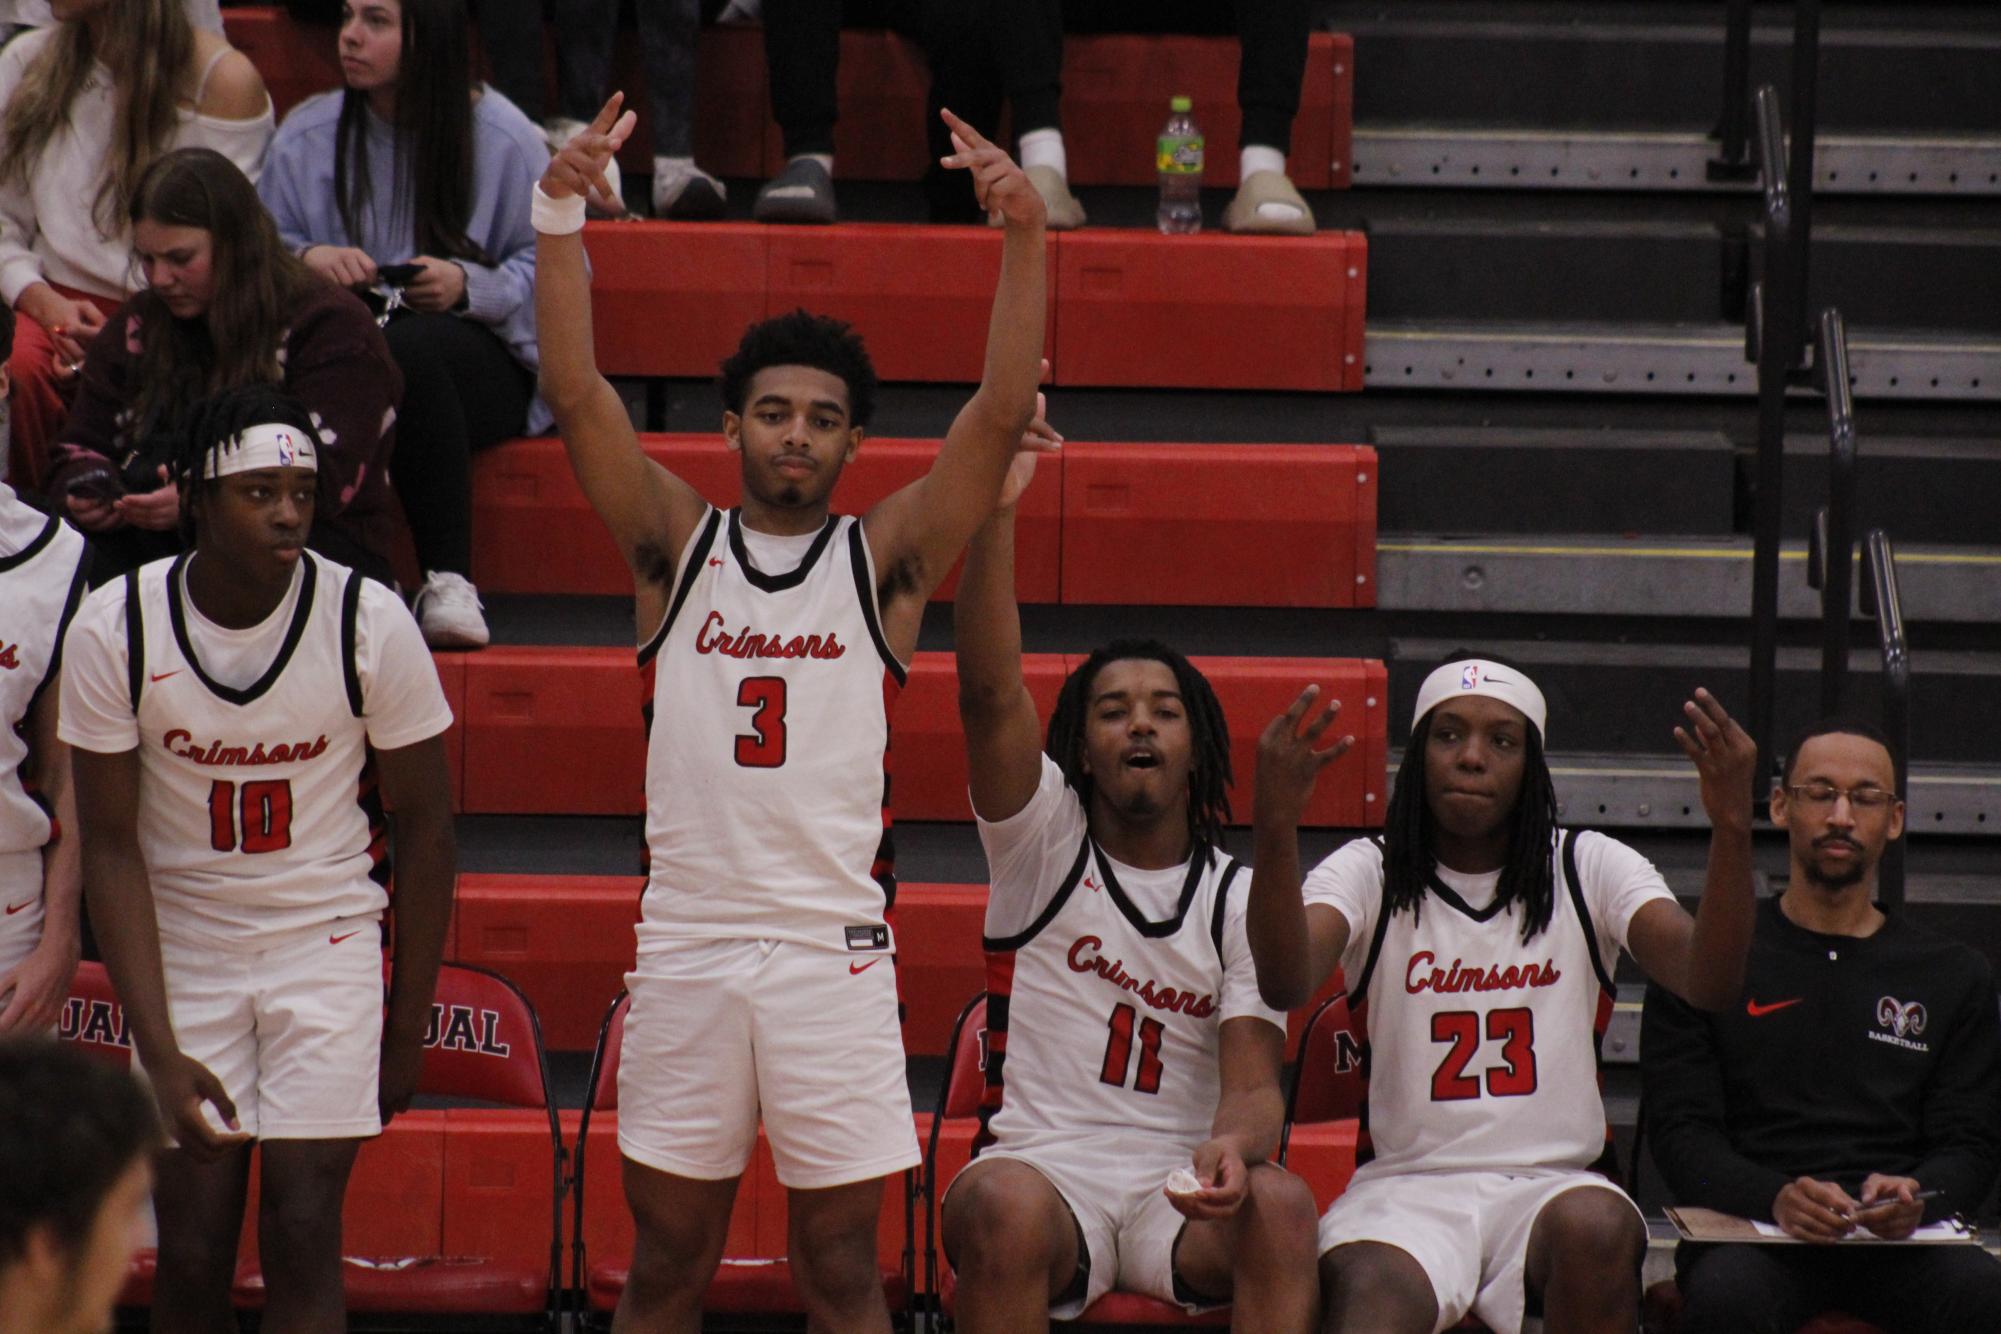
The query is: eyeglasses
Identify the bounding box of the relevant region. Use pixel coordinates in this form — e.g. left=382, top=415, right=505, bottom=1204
left=1786, top=783, right=1898, bottom=810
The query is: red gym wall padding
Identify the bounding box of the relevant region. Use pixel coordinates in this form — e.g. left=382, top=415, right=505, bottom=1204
left=584, top=223, right=768, bottom=379
left=453, top=875, right=641, bottom=1050
left=1058, top=443, right=1378, bottom=607
left=461, top=648, right=644, bottom=815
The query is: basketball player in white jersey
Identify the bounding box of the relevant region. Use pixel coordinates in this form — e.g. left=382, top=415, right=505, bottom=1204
left=1250, top=655, right=1760, bottom=1334
left=534, top=96, right=1046, bottom=1331
left=0, top=310, right=89, bottom=1031
left=940, top=446, right=1322, bottom=1332
left=59, top=385, right=456, bottom=1333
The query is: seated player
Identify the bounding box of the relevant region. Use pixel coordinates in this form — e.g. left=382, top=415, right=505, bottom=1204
left=941, top=439, right=1322, bottom=1332
left=1643, top=718, right=2001, bottom=1334
left=535, top=98, right=1046, bottom=1329
left=0, top=303, right=89, bottom=1033
left=59, top=385, right=456, bottom=1332
left=0, top=1038, right=159, bottom=1334
left=1250, top=656, right=1760, bottom=1334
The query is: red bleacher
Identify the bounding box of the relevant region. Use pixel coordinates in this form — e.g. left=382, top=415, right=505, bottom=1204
left=223, top=11, right=1353, bottom=190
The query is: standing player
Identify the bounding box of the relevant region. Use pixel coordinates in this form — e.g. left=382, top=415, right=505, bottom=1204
left=59, top=385, right=456, bottom=1333
left=534, top=96, right=1046, bottom=1330
left=0, top=304, right=90, bottom=1031
left=1249, top=656, right=1759, bottom=1334
left=941, top=446, right=1322, bottom=1331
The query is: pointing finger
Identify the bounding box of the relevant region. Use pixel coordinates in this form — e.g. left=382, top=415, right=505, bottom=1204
left=938, top=107, right=990, bottom=152
left=589, top=92, right=626, bottom=136
left=1282, top=684, right=1320, bottom=728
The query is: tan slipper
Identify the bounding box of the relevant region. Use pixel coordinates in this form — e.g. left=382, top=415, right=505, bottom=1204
left=990, top=163, right=1087, bottom=230
left=1223, top=170, right=1315, bottom=236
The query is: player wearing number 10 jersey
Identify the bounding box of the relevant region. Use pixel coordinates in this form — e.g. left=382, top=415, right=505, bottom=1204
left=1250, top=655, right=1761, bottom=1334
left=534, top=98, right=1047, bottom=1330
left=59, top=387, right=456, bottom=1330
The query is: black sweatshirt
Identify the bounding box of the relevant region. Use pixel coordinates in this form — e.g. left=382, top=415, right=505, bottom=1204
left=1641, top=893, right=2001, bottom=1224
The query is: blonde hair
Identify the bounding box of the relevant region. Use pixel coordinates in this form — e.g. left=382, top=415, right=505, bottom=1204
left=2, top=0, right=197, bottom=235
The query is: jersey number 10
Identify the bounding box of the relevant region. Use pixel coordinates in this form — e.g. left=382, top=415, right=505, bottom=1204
left=208, top=779, right=294, bottom=854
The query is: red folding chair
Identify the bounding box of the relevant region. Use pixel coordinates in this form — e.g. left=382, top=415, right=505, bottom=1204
left=926, top=992, right=1229, bottom=1329
left=571, top=991, right=916, bottom=1327
left=233, top=962, right=565, bottom=1324
left=1279, top=988, right=1366, bottom=1161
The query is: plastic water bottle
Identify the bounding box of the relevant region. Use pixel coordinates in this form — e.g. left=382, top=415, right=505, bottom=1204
left=1156, top=95, right=1203, bottom=235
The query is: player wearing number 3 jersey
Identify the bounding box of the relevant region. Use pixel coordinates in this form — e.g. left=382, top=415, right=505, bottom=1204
left=58, top=386, right=456, bottom=1329
left=535, top=95, right=1047, bottom=1330
left=940, top=446, right=1320, bottom=1331
left=1250, top=654, right=1761, bottom=1334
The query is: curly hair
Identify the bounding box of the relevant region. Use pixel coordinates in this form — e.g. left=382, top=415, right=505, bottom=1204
left=1044, top=639, right=1233, bottom=858
left=719, top=308, right=878, bottom=429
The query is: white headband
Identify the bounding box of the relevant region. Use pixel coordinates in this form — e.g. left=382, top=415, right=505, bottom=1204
left=1412, top=659, right=1548, bottom=741
left=203, top=422, right=317, bottom=480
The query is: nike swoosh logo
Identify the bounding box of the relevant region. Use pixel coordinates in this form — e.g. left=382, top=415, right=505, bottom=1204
left=329, top=931, right=361, bottom=946
left=849, top=959, right=881, bottom=975
left=150, top=670, right=181, bottom=682
left=1746, top=997, right=1804, bottom=1017
left=708, top=558, right=724, bottom=567
left=3, top=900, right=33, bottom=915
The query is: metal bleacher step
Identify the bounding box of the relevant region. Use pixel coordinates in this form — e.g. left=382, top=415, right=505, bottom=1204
left=1377, top=532, right=2001, bottom=624
left=1364, top=319, right=2001, bottom=401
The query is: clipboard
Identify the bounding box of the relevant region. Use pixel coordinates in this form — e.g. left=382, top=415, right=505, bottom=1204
left=1665, top=1206, right=1980, bottom=1245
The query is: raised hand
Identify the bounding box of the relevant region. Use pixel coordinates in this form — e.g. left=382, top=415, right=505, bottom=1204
left=1672, top=688, right=1759, bottom=826
left=542, top=93, right=637, bottom=206
left=1255, top=685, right=1352, bottom=826
left=998, top=370, right=1061, bottom=510
left=940, top=108, right=1045, bottom=231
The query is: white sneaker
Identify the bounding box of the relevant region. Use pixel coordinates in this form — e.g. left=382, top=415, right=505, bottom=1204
left=413, top=571, right=489, bottom=649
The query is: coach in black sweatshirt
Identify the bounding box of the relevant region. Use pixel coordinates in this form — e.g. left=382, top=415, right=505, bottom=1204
left=1642, top=718, right=2001, bottom=1334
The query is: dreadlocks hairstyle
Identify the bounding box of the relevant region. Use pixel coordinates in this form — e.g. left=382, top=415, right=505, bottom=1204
left=333, top=0, right=493, bottom=265
left=170, top=384, right=327, bottom=542
left=719, top=308, right=879, bottom=429
left=1, top=0, right=196, bottom=233
left=1382, top=651, right=1563, bottom=944
left=1043, top=639, right=1233, bottom=859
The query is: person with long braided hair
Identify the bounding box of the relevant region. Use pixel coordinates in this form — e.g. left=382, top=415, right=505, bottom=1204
left=1249, top=654, right=1761, bottom=1334
left=941, top=436, right=1321, bottom=1331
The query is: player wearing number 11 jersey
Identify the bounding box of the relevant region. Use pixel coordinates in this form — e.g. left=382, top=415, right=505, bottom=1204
left=59, top=386, right=455, bottom=1330
left=1249, top=655, right=1761, bottom=1334
left=535, top=96, right=1047, bottom=1330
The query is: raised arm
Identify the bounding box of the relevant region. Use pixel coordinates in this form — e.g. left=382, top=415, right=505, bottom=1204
left=536, top=95, right=708, bottom=629
left=955, top=411, right=1059, bottom=822
left=1247, top=687, right=1353, bottom=1009
left=865, top=111, right=1046, bottom=628
left=1627, top=689, right=1759, bottom=1011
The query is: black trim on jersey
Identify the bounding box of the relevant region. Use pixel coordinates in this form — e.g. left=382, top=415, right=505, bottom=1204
left=1094, top=838, right=1208, bottom=938
left=1352, top=836, right=1395, bottom=998
left=847, top=521, right=907, bottom=687
left=166, top=550, right=319, bottom=707
left=340, top=570, right=365, bottom=718
left=1561, top=828, right=1618, bottom=994
left=727, top=508, right=838, bottom=593
left=123, top=570, right=144, bottom=713
left=0, top=512, right=58, bottom=573
left=1425, top=869, right=1513, bottom=924
left=638, top=508, right=723, bottom=668
left=1207, top=858, right=1245, bottom=967
left=27, top=534, right=91, bottom=715
left=982, top=838, right=1091, bottom=952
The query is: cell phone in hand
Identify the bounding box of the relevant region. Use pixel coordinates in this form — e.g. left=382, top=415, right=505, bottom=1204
left=64, top=464, right=124, bottom=504
left=377, top=262, right=424, bottom=287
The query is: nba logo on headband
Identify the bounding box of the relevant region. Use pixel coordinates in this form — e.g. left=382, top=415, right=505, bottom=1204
left=1413, top=657, right=1550, bottom=741
left=1459, top=664, right=1481, bottom=691
left=275, top=431, right=296, bottom=467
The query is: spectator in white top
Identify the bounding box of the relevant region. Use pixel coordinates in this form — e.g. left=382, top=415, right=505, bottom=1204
left=0, top=0, right=269, bottom=495
left=0, top=0, right=220, bottom=40
left=259, top=0, right=549, bottom=649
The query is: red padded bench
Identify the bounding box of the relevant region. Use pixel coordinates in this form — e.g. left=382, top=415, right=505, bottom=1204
left=470, top=434, right=1062, bottom=602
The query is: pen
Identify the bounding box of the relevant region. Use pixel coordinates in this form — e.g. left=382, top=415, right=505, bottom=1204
left=1846, top=1187, right=1946, bottom=1219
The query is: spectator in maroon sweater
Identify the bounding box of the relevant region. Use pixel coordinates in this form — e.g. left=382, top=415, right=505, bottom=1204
left=47, top=147, right=401, bottom=585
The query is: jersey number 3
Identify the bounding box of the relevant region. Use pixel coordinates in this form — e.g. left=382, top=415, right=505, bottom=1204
left=208, top=779, right=294, bottom=854
left=1430, top=1007, right=1537, bottom=1101
left=734, top=677, right=788, bottom=767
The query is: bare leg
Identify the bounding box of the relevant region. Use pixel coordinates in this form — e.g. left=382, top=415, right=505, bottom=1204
left=1172, top=1163, right=1319, bottom=1334
left=612, top=1158, right=741, bottom=1334
left=1524, top=1185, right=1645, bottom=1334
left=256, top=1137, right=363, bottom=1334
left=149, top=1143, right=252, bottom=1334
left=788, top=1175, right=894, bottom=1332
left=941, top=1158, right=1081, bottom=1334
left=1318, top=1240, right=1439, bottom=1334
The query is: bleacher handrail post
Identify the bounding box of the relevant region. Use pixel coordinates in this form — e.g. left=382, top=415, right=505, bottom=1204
left=1859, top=530, right=1909, bottom=911
left=1748, top=82, right=1795, bottom=803
left=1816, top=309, right=1856, bottom=716
left=1709, top=0, right=1757, bottom=179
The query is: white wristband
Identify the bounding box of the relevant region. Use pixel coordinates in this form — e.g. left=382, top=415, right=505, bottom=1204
left=531, top=183, right=587, bottom=236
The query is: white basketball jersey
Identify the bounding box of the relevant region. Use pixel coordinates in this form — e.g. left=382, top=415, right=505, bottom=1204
left=60, top=551, right=450, bottom=947
left=639, top=507, right=905, bottom=953
left=980, top=828, right=1264, bottom=1151
left=0, top=493, right=88, bottom=911
left=1332, top=832, right=1628, bottom=1180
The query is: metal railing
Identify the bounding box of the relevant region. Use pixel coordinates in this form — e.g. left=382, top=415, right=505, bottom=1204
left=1805, top=308, right=1855, bottom=715
left=1858, top=530, right=1909, bottom=909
